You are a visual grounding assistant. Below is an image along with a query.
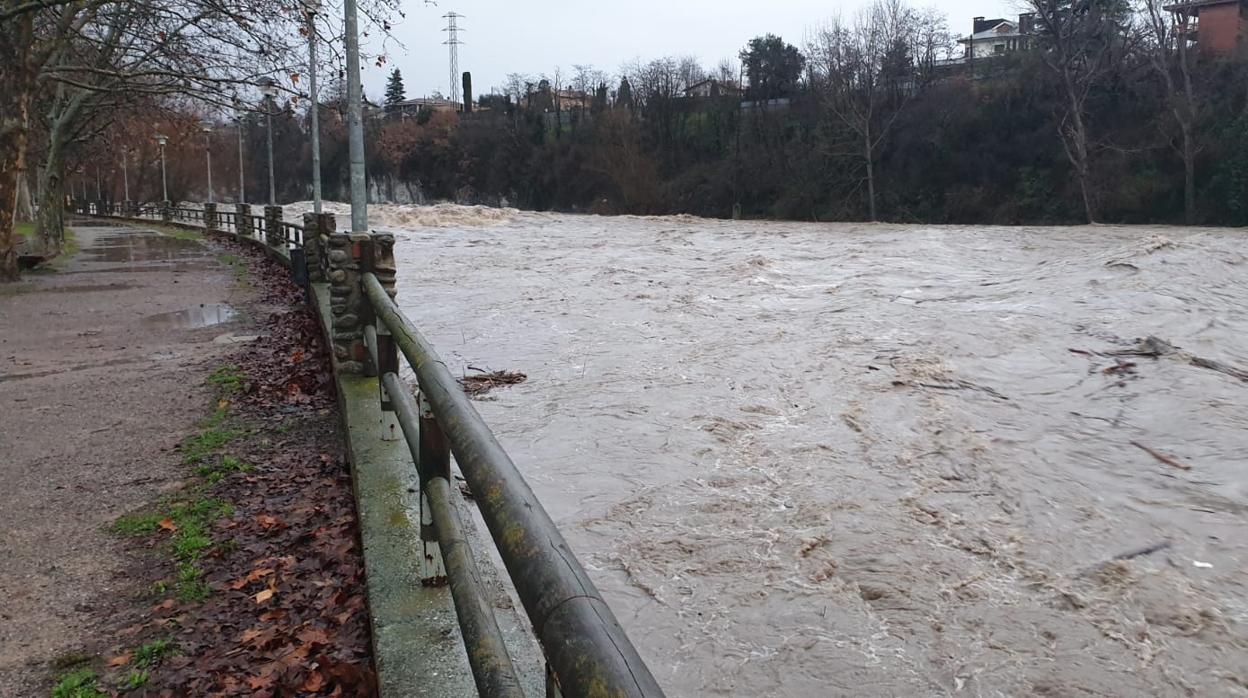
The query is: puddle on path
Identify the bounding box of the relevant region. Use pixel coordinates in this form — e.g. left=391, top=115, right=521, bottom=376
left=86, top=233, right=205, bottom=263
left=143, top=303, right=237, bottom=329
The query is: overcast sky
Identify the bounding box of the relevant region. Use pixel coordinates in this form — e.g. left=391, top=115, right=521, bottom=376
left=360, top=0, right=1021, bottom=99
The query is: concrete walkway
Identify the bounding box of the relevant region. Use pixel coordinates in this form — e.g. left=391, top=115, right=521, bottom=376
left=0, top=223, right=243, bottom=694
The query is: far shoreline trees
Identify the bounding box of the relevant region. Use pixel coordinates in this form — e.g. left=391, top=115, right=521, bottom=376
left=14, top=0, right=1248, bottom=258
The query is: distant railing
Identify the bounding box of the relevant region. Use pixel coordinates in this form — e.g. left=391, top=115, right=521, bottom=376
left=74, top=197, right=666, bottom=698
left=84, top=201, right=304, bottom=255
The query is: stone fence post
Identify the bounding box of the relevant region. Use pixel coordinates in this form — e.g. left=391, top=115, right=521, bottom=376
left=328, top=232, right=365, bottom=373
left=302, top=212, right=336, bottom=283
left=264, top=205, right=284, bottom=249
left=203, top=202, right=218, bottom=233
left=327, top=232, right=397, bottom=374
left=236, top=203, right=252, bottom=238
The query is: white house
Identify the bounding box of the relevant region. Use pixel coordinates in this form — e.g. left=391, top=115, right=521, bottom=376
left=958, top=14, right=1036, bottom=60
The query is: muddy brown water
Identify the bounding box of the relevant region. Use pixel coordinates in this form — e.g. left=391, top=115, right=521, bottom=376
left=317, top=206, right=1248, bottom=696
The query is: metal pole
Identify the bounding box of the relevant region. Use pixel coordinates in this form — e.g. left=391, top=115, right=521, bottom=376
left=344, top=0, right=368, bottom=233
left=95, top=166, right=101, bottom=199
left=266, top=98, right=276, bottom=205
left=307, top=4, right=322, bottom=214
left=238, top=118, right=246, bottom=204
left=205, top=131, right=214, bottom=203
left=121, top=151, right=129, bottom=201
left=160, top=145, right=167, bottom=202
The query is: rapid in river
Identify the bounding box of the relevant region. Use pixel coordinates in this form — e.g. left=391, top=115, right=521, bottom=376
left=293, top=203, right=1248, bottom=696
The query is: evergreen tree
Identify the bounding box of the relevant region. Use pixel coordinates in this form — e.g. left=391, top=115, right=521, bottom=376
left=384, top=69, right=406, bottom=106
left=616, top=77, right=633, bottom=111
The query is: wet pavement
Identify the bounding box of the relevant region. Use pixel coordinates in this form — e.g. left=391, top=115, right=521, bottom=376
left=0, top=223, right=242, bottom=696
left=142, top=303, right=237, bottom=329
left=371, top=210, right=1248, bottom=697
left=66, top=229, right=215, bottom=274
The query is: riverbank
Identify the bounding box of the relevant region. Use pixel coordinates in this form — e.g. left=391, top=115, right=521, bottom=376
left=0, top=223, right=373, bottom=695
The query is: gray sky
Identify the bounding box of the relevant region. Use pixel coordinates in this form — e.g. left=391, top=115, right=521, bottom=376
left=361, top=0, right=1019, bottom=99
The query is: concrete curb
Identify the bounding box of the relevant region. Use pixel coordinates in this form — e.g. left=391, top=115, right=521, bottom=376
left=308, top=284, right=544, bottom=697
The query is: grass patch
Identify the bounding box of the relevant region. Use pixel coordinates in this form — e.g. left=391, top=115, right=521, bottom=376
left=196, top=455, right=253, bottom=484
left=216, top=253, right=248, bottom=280
left=207, top=363, right=245, bottom=396
left=113, top=511, right=163, bottom=537
left=175, top=562, right=211, bottom=602
left=112, top=496, right=232, bottom=603
left=158, top=227, right=202, bottom=241
left=122, top=669, right=150, bottom=690
left=180, top=425, right=240, bottom=464
left=50, top=669, right=105, bottom=698
left=60, top=227, right=79, bottom=259
left=133, top=639, right=176, bottom=668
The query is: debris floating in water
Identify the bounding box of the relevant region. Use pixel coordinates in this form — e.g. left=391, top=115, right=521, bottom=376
left=458, top=367, right=527, bottom=397
left=1130, top=441, right=1192, bottom=471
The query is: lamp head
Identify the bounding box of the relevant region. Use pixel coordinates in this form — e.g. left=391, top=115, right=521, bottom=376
left=258, top=77, right=280, bottom=98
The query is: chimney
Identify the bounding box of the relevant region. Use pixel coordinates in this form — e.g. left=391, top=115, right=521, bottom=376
left=1018, top=12, right=1035, bottom=35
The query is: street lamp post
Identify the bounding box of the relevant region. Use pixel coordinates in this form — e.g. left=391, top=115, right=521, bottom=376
left=154, top=132, right=169, bottom=202
left=259, top=78, right=278, bottom=205
left=306, top=0, right=323, bottom=214
left=121, top=148, right=130, bottom=202
left=201, top=121, right=214, bottom=203
left=236, top=115, right=246, bottom=204
left=343, top=0, right=367, bottom=232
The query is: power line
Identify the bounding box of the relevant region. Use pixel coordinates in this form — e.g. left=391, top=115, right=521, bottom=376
left=442, top=12, right=464, bottom=104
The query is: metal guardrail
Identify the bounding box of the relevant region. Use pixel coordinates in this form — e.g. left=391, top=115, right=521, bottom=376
left=361, top=273, right=664, bottom=698
left=72, top=198, right=664, bottom=697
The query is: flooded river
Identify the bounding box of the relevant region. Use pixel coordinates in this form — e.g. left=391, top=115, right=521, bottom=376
left=304, top=204, right=1248, bottom=696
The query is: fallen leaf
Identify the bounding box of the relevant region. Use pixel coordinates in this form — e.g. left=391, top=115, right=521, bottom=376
left=256, top=515, right=281, bottom=529
left=107, top=653, right=132, bottom=667
left=246, top=674, right=275, bottom=691
left=158, top=518, right=177, bottom=532
left=255, top=588, right=275, bottom=603
left=301, top=669, right=325, bottom=692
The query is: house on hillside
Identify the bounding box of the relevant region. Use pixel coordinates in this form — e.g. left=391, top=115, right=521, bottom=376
left=959, top=14, right=1037, bottom=59
left=683, top=78, right=744, bottom=99
left=385, top=97, right=462, bottom=119
left=1165, top=0, right=1248, bottom=57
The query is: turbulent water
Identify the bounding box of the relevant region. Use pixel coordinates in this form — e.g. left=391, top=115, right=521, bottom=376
left=314, top=204, right=1248, bottom=696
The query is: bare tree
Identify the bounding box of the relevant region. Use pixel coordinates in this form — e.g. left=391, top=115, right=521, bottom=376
left=809, top=0, right=922, bottom=221
left=0, top=0, right=397, bottom=279
left=676, top=55, right=707, bottom=93
left=1030, top=0, right=1127, bottom=223
left=1140, top=0, right=1202, bottom=223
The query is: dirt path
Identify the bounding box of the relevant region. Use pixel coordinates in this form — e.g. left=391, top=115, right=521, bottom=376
left=0, top=222, right=250, bottom=695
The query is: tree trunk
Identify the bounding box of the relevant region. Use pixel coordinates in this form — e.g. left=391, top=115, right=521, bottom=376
left=864, top=124, right=878, bottom=222
left=0, top=121, right=24, bottom=280
left=15, top=172, right=34, bottom=222
left=1180, top=122, right=1196, bottom=226
left=0, top=12, right=35, bottom=282
left=1064, top=81, right=1097, bottom=224
left=36, top=165, right=66, bottom=254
